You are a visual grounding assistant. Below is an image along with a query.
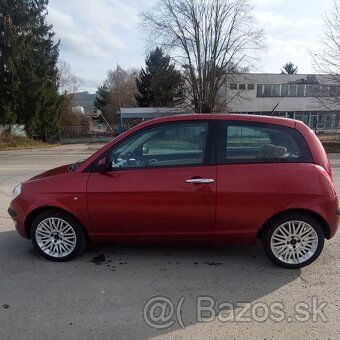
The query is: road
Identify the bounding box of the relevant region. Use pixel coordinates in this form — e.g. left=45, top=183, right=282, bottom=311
left=0, top=145, right=340, bottom=339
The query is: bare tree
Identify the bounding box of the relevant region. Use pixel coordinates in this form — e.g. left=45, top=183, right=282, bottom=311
left=142, top=0, right=264, bottom=113
left=57, top=60, right=80, bottom=96
left=102, top=65, right=138, bottom=123
left=57, top=61, right=84, bottom=127
left=312, top=0, right=340, bottom=109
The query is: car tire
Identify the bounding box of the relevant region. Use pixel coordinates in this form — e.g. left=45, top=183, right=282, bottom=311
left=30, top=209, right=87, bottom=262
left=262, top=213, right=325, bottom=269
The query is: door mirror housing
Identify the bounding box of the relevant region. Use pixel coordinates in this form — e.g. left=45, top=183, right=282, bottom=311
left=97, top=156, right=109, bottom=173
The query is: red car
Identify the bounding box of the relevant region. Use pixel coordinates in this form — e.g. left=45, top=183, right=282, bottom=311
left=8, top=114, right=340, bottom=268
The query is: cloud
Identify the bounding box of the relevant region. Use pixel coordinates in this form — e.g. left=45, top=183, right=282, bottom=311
left=46, top=0, right=331, bottom=92
left=253, top=5, right=325, bottom=74
left=254, top=10, right=323, bottom=34
left=257, top=36, right=319, bottom=73
left=47, top=1, right=137, bottom=59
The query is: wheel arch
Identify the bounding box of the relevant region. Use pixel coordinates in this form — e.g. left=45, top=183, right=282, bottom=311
left=24, top=206, right=90, bottom=241
left=257, top=208, right=330, bottom=240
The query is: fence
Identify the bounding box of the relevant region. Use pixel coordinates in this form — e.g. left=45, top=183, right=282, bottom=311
left=59, top=125, right=121, bottom=144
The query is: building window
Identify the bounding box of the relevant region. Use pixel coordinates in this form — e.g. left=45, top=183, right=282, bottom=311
left=329, top=86, right=336, bottom=97
left=318, top=113, right=325, bottom=129
left=257, top=85, right=264, bottom=97
left=335, top=113, right=340, bottom=128
left=263, top=84, right=272, bottom=96
left=239, top=84, right=246, bottom=90
left=313, top=85, right=323, bottom=97
left=247, top=84, right=255, bottom=90
left=230, top=83, right=237, bottom=90
left=305, top=85, right=313, bottom=97
left=288, top=85, right=297, bottom=97
left=281, top=84, right=289, bottom=97
left=272, top=85, right=280, bottom=97
left=297, top=84, right=305, bottom=97
left=295, top=113, right=303, bottom=121
left=256, top=83, right=339, bottom=98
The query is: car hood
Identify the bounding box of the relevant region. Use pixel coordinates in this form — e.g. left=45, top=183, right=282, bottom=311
left=28, top=164, right=70, bottom=181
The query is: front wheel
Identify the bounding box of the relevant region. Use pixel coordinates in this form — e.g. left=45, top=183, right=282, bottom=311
left=262, top=213, right=325, bottom=269
left=31, top=209, right=86, bottom=262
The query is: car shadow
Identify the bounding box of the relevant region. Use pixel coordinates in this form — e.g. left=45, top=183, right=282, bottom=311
left=0, top=230, right=301, bottom=339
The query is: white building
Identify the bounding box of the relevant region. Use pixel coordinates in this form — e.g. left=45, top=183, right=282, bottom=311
left=223, top=73, right=340, bottom=132
left=71, top=106, right=85, bottom=115
left=119, top=73, right=340, bottom=132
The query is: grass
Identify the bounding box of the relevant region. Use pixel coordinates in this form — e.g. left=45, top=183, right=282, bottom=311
left=0, top=136, right=57, bottom=151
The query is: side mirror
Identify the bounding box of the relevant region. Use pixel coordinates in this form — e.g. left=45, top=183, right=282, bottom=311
left=97, top=156, right=109, bottom=173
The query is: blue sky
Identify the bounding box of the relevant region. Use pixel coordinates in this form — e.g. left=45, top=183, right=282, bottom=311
left=48, top=0, right=334, bottom=93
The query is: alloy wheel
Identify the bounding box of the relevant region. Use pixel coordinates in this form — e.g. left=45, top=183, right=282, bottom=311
left=35, top=217, right=77, bottom=258
left=270, top=220, right=319, bottom=265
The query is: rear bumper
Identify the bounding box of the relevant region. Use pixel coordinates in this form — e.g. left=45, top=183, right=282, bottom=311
left=310, top=195, right=340, bottom=239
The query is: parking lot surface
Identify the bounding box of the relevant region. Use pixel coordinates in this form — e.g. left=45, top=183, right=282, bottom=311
left=1, top=144, right=340, bottom=339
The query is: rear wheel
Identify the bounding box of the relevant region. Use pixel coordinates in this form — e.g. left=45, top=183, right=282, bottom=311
left=262, top=213, right=324, bottom=269
left=31, top=209, right=86, bottom=262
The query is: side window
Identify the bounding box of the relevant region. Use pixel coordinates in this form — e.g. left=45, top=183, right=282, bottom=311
left=223, top=123, right=312, bottom=164
left=108, top=122, right=209, bottom=169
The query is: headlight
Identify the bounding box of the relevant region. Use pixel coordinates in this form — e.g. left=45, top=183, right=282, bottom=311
left=12, top=184, right=22, bottom=198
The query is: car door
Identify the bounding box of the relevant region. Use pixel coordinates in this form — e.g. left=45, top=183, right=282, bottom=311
left=215, top=120, right=313, bottom=244
left=86, top=120, right=217, bottom=239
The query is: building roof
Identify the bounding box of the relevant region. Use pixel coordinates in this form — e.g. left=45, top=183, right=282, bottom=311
left=120, top=107, right=191, bottom=119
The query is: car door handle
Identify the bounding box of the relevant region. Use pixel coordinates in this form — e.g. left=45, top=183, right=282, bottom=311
left=185, top=178, right=215, bottom=184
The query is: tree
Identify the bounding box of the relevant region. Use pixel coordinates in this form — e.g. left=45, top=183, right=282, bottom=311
left=311, top=0, right=340, bottom=108
left=96, top=65, right=138, bottom=124
left=58, top=61, right=83, bottom=128
left=94, top=84, right=111, bottom=115
left=281, top=62, right=298, bottom=74
left=308, top=0, right=340, bottom=110
left=142, top=0, right=264, bottom=113
left=58, top=60, right=80, bottom=96
left=136, top=47, right=183, bottom=107
left=0, top=0, right=64, bottom=139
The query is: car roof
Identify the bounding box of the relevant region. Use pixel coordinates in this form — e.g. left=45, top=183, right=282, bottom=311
left=136, top=113, right=297, bottom=129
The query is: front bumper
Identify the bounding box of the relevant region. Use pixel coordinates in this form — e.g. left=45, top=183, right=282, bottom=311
left=7, top=207, right=17, bottom=218
left=8, top=198, right=39, bottom=239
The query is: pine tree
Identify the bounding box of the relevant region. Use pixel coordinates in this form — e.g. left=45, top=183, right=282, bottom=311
left=0, top=0, right=64, bottom=139
left=136, top=47, right=183, bottom=107
left=94, top=84, right=110, bottom=114
left=281, top=62, right=298, bottom=75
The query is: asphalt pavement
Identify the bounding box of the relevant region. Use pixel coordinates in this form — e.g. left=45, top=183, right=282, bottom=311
left=0, top=145, right=340, bottom=339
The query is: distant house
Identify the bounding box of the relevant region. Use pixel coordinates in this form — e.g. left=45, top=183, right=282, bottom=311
left=71, top=106, right=85, bottom=115
left=71, top=91, right=96, bottom=114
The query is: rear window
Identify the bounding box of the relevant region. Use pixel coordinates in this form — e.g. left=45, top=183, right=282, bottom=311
left=220, top=122, right=312, bottom=164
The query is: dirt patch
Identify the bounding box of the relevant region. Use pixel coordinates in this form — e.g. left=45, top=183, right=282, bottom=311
left=0, top=136, right=57, bottom=151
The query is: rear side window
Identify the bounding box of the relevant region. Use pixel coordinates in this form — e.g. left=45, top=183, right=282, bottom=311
left=219, top=122, right=312, bottom=164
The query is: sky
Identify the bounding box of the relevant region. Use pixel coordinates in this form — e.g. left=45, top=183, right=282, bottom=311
left=47, top=0, right=335, bottom=94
